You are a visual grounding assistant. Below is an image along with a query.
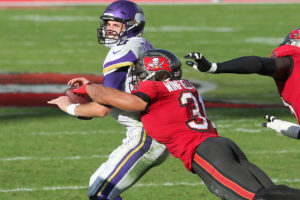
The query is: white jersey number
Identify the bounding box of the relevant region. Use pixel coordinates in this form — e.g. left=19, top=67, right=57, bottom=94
left=179, top=91, right=209, bottom=131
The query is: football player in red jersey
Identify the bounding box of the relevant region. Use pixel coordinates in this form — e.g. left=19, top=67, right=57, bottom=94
left=50, top=49, right=300, bottom=200
left=185, top=27, right=300, bottom=140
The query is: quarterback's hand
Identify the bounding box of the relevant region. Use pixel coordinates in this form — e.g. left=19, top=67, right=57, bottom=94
left=68, top=77, right=91, bottom=88
left=184, top=52, right=215, bottom=72
left=47, top=96, right=72, bottom=112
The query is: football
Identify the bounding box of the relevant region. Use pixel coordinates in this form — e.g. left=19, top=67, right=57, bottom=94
left=64, top=87, right=92, bottom=104
left=64, top=87, right=93, bottom=120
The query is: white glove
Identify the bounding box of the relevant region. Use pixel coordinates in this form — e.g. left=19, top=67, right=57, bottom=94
left=262, top=115, right=300, bottom=139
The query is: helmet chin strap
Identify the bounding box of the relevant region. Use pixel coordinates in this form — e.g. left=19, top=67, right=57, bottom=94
left=103, top=38, right=119, bottom=48
left=127, top=23, right=138, bottom=31
left=144, top=72, right=155, bottom=81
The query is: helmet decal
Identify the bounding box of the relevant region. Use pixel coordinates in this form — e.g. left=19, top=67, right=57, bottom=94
left=132, top=49, right=182, bottom=83
left=144, top=56, right=171, bottom=72
left=290, top=29, right=300, bottom=39
left=280, top=28, right=300, bottom=47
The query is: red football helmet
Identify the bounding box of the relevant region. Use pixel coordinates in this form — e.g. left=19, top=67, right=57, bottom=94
left=280, top=27, right=300, bottom=47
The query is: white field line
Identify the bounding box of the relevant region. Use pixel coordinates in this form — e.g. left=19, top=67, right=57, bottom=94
left=146, top=26, right=234, bottom=32
left=0, top=155, right=108, bottom=161
left=234, top=128, right=262, bottom=133
left=244, top=37, right=283, bottom=45
left=0, top=84, right=67, bottom=93
left=1, top=179, right=300, bottom=193
left=249, top=150, right=300, bottom=154
left=1, top=149, right=299, bottom=162
left=11, top=15, right=236, bottom=32
left=1, top=2, right=299, bottom=7
left=0, top=130, right=123, bottom=137
left=11, top=15, right=97, bottom=22
left=0, top=79, right=215, bottom=94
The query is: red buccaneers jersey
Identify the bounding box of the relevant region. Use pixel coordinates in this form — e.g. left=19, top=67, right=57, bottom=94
left=132, top=79, right=218, bottom=171
left=270, top=44, right=300, bottom=123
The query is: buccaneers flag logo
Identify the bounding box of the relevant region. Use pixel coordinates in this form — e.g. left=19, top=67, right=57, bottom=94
left=144, top=56, right=171, bottom=72
left=290, top=29, right=300, bottom=39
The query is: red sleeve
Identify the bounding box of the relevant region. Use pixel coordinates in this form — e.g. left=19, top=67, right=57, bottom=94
left=271, top=44, right=300, bottom=58
left=131, top=81, right=158, bottom=110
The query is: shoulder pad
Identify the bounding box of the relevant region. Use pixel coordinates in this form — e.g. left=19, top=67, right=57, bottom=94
left=103, top=38, right=147, bottom=76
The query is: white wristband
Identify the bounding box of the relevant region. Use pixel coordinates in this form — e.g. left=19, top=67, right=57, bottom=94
left=66, top=103, right=79, bottom=116
left=208, top=63, right=218, bottom=73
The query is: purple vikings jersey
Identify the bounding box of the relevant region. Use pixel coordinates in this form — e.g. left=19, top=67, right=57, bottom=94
left=102, top=37, right=153, bottom=126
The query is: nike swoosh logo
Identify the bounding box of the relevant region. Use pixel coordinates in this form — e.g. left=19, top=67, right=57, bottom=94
left=113, top=50, right=121, bottom=54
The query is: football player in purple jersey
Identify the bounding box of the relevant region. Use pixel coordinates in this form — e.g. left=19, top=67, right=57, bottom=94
left=49, top=1, right=168, bottom=200
left=185, top=28, right=300, bottom=140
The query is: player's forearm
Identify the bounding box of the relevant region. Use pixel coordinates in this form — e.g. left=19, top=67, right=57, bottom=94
left=86, top=84, right=147, bottom=112
left=75, top=101, right=110, bottom=118
left=216, top=56, right=276, bottom=75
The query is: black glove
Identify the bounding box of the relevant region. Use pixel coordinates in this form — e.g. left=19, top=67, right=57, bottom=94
left=184, top=52, right=213, bottom=72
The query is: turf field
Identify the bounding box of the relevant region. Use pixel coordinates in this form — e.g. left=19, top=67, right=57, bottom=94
left=1, top=3, right=300, bottom=200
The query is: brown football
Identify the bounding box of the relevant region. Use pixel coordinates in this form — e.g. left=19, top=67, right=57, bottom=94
left=64, top=87, right=93, bottom=120
left=64, top=87, right=92, bottom=104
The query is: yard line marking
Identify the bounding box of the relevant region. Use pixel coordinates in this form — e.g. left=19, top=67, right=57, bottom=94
left=0, top=84, right=66, bottom=93
left=1, top=179, right=300, bottom=193
left=10, top=15, right=235, bottom=32
left=0, top=182, right=205, bottom=193
left=248, top=150, right=300, bottom=154
left=30, top=130, right=122, bottom=136
left=135, top=182, right=205, bottom=187
left=0, top=130, right=123, bottom=137
left=146, top=26, right=234, bottom=32
left=0, top=186, right=87, bottom=193
left=235, top=128, right=262, bottom=133
left=245, top=37, right=282, bottom=45
left=11, top=15, right=96, bottom=22
left=0, top=155, right=108, bottom=161
left=1, top=149, right=299, bottom=162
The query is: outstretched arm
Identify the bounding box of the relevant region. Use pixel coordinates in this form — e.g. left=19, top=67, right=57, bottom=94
left=48, top=96, right=111, bottom=118
left=262, top=115, right=300, bottom=139
left=85, top=83, right=147, bottom=112
left=185, top=52, right=291, bottom=79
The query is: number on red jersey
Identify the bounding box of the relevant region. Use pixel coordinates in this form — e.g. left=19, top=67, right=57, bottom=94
left=179, top=91, right=214, bottom=132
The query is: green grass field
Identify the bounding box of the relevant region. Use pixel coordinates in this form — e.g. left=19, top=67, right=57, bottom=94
left=1, top=3, right=300, bottom=200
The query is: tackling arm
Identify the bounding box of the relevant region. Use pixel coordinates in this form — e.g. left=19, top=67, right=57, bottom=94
left=185, top=52, right=291, bottom=78
left=217, top=56, right=291, bottom=80
left=216, top=56, right=277, bottom=75
left=86, top=83, right=147, bottom=112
